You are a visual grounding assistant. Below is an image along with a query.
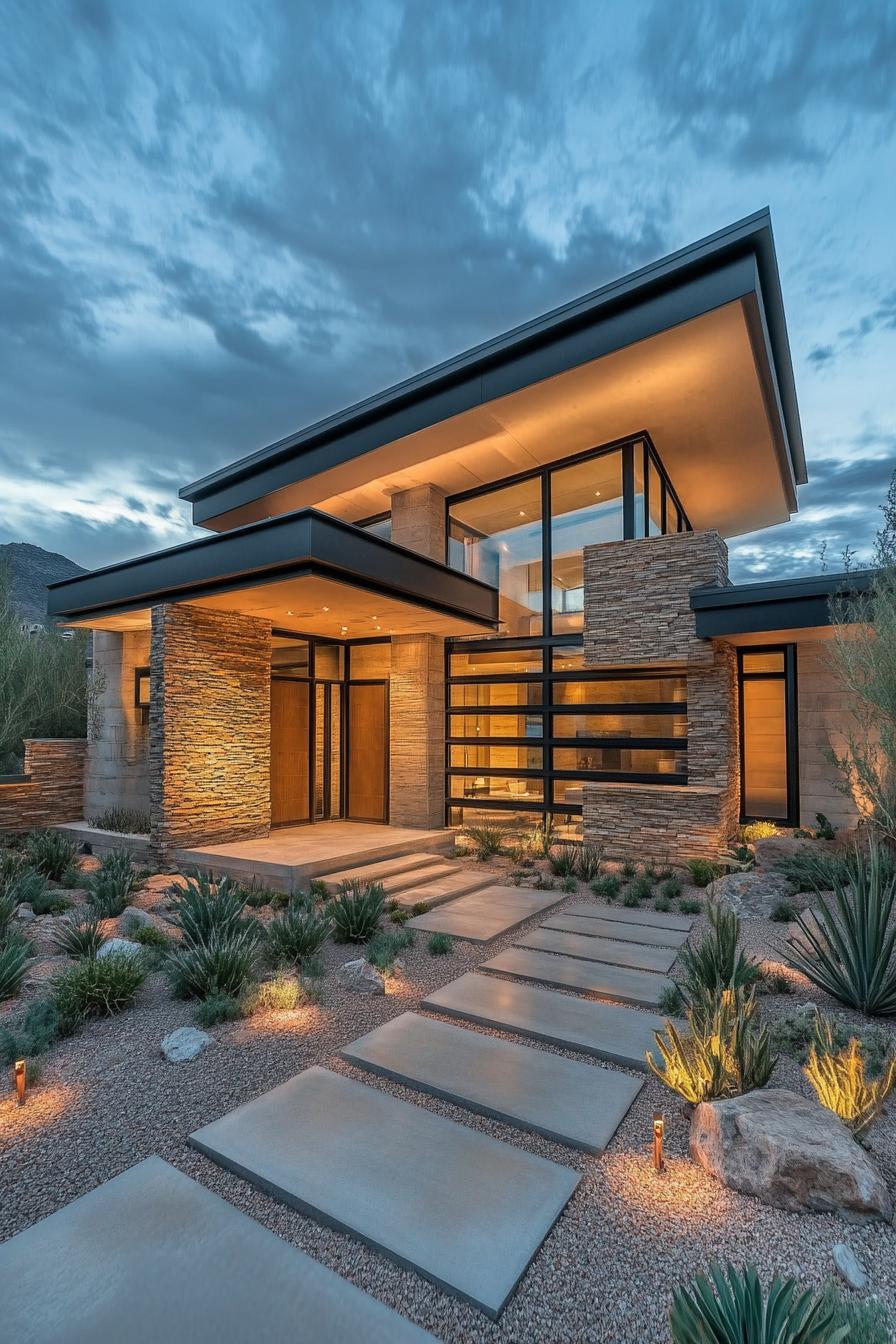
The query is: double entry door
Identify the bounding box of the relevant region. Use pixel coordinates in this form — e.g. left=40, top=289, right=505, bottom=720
left=270, top=677, right=388, bottom=826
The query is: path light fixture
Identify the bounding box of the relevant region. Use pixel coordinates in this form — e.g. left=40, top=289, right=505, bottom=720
left=652, top=1111, right=664, bottom=1173
left=14, top=1059, right=25, bottom=1106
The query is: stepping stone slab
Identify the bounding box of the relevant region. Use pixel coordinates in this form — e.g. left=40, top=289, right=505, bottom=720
left=341, top=1011, right=642, bottom=1152
left=423, top=971, right=668, bottom=1070
left=0, top=1156, right=435, bottom=1344
left=566, top=901, right=695, bottom=931
left=515, top=927, right=678, bottom=974
left=408, top=886, right=565, bottom=942
left=190, top=1065, right=579, bottom=1319
left=543, top=911, right=689, bottom=948
left=482, top=946, right=671, bottom=1009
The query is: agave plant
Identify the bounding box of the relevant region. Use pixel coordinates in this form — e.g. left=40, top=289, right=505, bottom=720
left=86, top=848, right=140, bottom=918
left=265, top=902, right=332, bottom=968
left=548, top=842, right=579, bottom=877
left=575, top=844, right=603, bottom=883
left=669, top=1263, right=848, bottom=1344
left=330, top=880, right=386, bottom=943
left=679, top=903, right=760, bottom=1003
left=784, top=841, right=896, bottom=1016
left=170, top=873, right=253, bottom=947
left=460, top=825, right=505, bottom=861
left=0, top=939, right=31, bottom=1001
left=24, top=829, right=80, bottom=881
left=165, top=927, right=258, bottom=1000
left=647, top=988, right=776, bottom=1104
left=52, top=911, right=107, bottom=960
left=804, top=1014, right=896, bottom=1140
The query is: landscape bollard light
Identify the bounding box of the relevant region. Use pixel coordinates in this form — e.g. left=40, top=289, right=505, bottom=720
left=15, top=1059, right=26, bottom=1106
left=652, top=1111, right=664, bottom=1173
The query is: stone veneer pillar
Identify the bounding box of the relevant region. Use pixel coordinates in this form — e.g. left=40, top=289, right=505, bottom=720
left=389, top=483, right=447, bottom=562
left=149, top=604, right=272, bottom=856
left=84, top=629, right=151, bottom=821
left=581, top=530, right=739, bottom=862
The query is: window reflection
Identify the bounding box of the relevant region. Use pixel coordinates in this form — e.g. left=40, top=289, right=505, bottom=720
left=550, top=452, right=623, bottom=633
left=448, top=477, right=543, bottom=636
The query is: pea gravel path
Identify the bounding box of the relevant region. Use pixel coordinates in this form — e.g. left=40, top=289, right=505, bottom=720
left=2, top=852, right=896, bottom=1343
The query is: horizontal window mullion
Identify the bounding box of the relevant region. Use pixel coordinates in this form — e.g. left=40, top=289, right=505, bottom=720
left=551, top=770, right=689, bottom=785
left=449, top=737, right=544, bottom=747
left=446, top=797, right=543, bottom=811
left=548, top=702, right=687, bottom=715
left=549, top=736, right=686, bottom=750
left=449, top=673, right=544, bottom=684
left=448, top=766, right=544, bottom=778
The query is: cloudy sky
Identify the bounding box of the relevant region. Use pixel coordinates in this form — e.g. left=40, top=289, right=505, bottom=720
left=2, top=0, right=895, bottom=580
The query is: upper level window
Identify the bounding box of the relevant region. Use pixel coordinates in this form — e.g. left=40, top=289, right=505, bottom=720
left=447, top=476, right=543, bottom=637
left=551, top=451, right=624, bottom=634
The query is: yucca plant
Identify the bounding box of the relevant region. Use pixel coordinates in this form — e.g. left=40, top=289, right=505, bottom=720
left=784, top=842, right=896, bottom=1016
left=548, top=842, right=579, bottom=877
left=24, top=829, right=80, bottom=881
left=170, top=873, right=252, bottom=947
left=52, top=911, right=107, bottom=960
left=670, top=1263, right=848, bottom=1344
left=0, top=847, right=28, bottom=891
left=165, top=927, right=258, bottom=1000
left=526, top=813, right=556, bottom=858
left=647, top=988, right=776, bottom=1104
left=680, top=903, right=760, bottom=1003
left=86, top=848, right=140, bottom=918
left=804, top=1014, right=896, bottom=1140
left=330, top=881, right=385, bottom=943
left=2, top=867, right=49, bottom=919
left=50, top=952, right=146, bottom=1020
left=575, top=844, right=603, bottom=882
left=461, top=825, right=505, bottom=861
left=265, top=902, right=332, bottom=968
left=0, top=939, right=30, bottom=1001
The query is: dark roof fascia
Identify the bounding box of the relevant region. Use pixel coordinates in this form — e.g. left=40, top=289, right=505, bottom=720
left=690, top=569, right=873, bottom=637
left=180, top=209, right=805, bottom=526
left=45, top=510, right=499, bottom=630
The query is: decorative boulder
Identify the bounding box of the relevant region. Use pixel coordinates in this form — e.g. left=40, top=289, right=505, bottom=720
left=97, top=937, right=143, bottom=961
left=690, top=1089, right=892, bottom=1221
left=336, top=958, right=385, bottom=995
left=753, top=834, right=830, bottom=870
left=119, top=905, right=155, bottom=929
left=14, top=903, right=36, bottom=922
left=707, top=871, right=795, bottom=919
left=161, top=1027, right=212, bottom=1063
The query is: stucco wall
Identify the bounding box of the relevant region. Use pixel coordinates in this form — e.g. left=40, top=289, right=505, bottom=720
left=797, top=637, right=863, bottom=832
left=84, top=629, right=151, bottom=822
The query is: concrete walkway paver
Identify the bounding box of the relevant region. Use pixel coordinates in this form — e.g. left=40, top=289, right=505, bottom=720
left=515, top=926, right=678, bottom=974
left=408, top=886, right=565, bottom=941
left=341, top=1011, right=642, bottom=1152
left=482, top=946, right=671, bottom=1008
left=542, top=911, right=690, bottom=948
left=190, top=1066, right=579, bottom=1320
left=565, top=901, right=695, bottom=932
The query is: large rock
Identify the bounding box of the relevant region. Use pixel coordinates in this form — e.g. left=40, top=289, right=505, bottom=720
left=707, top=870, right=794, bottom=918
left=97, top=937, right=143, bottom=961
left=753, top=834, right=832, bottom=871
left=691, top=1089, right=892, bottom=1221
left=335, top=959, right=385, bottom=995
left=161, top=1027, right=212, bottom=1063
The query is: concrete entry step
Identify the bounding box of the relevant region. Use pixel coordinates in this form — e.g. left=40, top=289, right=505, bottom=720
left=340, top=1011, right=642, bottom=1152
left=515, top=927, right=678, bottom=974
left=543, top=912, right=689, bottom=948
left=391, top=868, right=496, bottom=912
left=566, top=901, right=695, bottom=932
left=190, top=1066, right=579, bottom=1320
left=320, top=852, right=451, bottom=894
left=482, top=946, right=672, bottom=1009
left=423, top=972, right=668, bottom=1070
left=408, top=886, right=565, bottom=941
left=0, top=1157, right=435, bottom=1344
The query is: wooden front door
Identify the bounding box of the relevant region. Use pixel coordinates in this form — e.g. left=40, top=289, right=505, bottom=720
left=346, top=681, right=388, bottom=822
left=270, top=679, right=311, bottom=825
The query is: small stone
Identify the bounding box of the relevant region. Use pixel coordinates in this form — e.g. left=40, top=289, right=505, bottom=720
left=832, top=1242, right=868, bottom=1290
left=161, top=1026, right=212, bottom=1063
left=707, top=871, right=795, bottom=918
left=119, top=905, right=154, bottom=929
left=97, top=937, right=143, bottom=961
left=336, top=958, right=385, bottom=995
left=15, top=903, right=35, bottom=922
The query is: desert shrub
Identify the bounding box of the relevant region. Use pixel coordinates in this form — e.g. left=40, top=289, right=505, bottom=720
left=525, top=814, right=556, bottom=858
left=561, top=874, right=577, bottom=893
left=648, top=988, right=776, bottom=1103
left=50, top=952, right=146, bottom=1019
left=533, top=873, right=556, bottom=890
left=669, top=1262, right=847, bottom=1344
left=239, top=878, right=283, bottom=908
left=658, top=983, right=685, bottom=1015
left=591, top=874, right=620, bottom=902
left=814, top=813, right=836, bottom=841
left=389, top=907, right=410, bottom=925
left=679, top=897, right=702, bottom=915
left=817, top=1281, right=891, bottom=1344
left=88, top=808, right=150, bottom=835
left=165, top=927, right=257, bottom=1000
left=740, top=820, right=780, bottom=844
left=629, top=874, right=654, bottom=902
left=461, top=825, right=505, bottom=861
left=86, top=848, right=140, bottom=918
left=0, top=848, right=29, bottom=894
left=575, top=844, right=603, bottom=882
left=0, top=939, right=30, bottom=1001
left=661, top=876, right=683, bottom=900
left=366, top=928, right=413, bottom=974
left=621, top=858, right=637, bottom=878
left=784, top=842, right=896, bottom=1015
left=684, top=858, right=721, bottom=888
left=654, top=895, right=672, bottom=913
left=755, top=962, right=792, bottom=995
left=194, top=993, right=244, bottom=1027
left=330, top=881, right=385, bottom=943
left=265, top=903, right=332, bottom=968
left=246, top=975, right=302, bottom=1013
left=24, top=829, right=79, bottom=881
left=0, top=999, right=64, bottom=1065
left=427, top=932, right=454, bottom=956
left=549, top=842, right=579, bottom=877
left=775, top=849, right=853, bottom=893
left=1, top=867, right=47, bottom=920
left=771, top=898, right=797, bottom=922
left=29, top=885, right=73, bottom=915
left=804, top=1014, right=896, bottom=1139
left=622, top=889, right=642, bottom=908
left=170, top=873, right=252, bottom=947
left=121, top=918, right=170, bottom=950
left=679, top=904, right=759, bottom=1003
left=52, top=911, right=106, bottom=959
left=411, top=900, right=429, bottom=916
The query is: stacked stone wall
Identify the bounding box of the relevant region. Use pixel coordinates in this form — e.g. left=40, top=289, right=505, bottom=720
left=0, top=739, right=87, bottom=832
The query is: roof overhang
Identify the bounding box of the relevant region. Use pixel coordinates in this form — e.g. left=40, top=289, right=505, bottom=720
left=46, top=510, right=499, bottom=638
left=691, top=570, right=873, bottom=640
left=180, top=210, right=805, bottom=540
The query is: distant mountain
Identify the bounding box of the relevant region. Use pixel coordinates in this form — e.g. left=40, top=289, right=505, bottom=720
left=0, top=542, right=86, bottom=627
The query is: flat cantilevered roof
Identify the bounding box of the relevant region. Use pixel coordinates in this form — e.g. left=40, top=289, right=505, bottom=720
left=691, top=569, right=873, bottom=639
left=46, top=509, right=498, bottom=637
left=179, top=209, right=806, bottom=538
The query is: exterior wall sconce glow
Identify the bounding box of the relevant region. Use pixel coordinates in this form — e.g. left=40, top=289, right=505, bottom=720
left=652, top=1111, right=665, bottom=1173
left=134, top=666, right=150, bottom=726
left=15, top=1058, right=25, bottom=1106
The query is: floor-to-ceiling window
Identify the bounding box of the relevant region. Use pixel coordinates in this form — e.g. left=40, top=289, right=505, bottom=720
left=738, top=646, right=799, bottom=826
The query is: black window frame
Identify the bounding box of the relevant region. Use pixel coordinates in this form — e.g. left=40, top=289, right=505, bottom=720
left=737, top=643, right=800, bottom=828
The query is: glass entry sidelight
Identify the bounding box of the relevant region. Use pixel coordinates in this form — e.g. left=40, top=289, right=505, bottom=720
left=738, top=646, right=799, bottom=826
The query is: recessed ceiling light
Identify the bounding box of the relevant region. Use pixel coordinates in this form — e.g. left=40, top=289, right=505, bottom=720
left=518, top=510, right=526, bottom=517
left=594, top=491, right=602, bottom=498
left=286, top=610, right=294, bottom=615
left=322, top=606, right=330, bottom=612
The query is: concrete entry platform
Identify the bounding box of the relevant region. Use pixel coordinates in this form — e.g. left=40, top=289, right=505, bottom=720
left=543, top=911, right=689, bottom=948
left=407, top=886, right=565, bottom=942
left=0, top=1156, right=435, bottom=1344
left=190, top=1066, right=580, bottom=1319
left=482, top=946, right=671, bottom=1009
left=341, top=1011, right=642, bottom=1152
left=175, top=821, right=456, bottom=892
left=515, top=926, right=678, bottom=974
left=566, top=901, right=695, bottom=932
left=423, top=972, right=669, bottom=1070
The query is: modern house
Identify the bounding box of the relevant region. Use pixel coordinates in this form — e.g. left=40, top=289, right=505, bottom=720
left=45, top=210, right=866, bottom=867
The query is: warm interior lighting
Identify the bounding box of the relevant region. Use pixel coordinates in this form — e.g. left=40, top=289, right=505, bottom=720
left=653, top=1111, right=665, bottom=1173
left=14, top=1059, right=25, bottom=1106
left=134, top=667, right=150, bottom=724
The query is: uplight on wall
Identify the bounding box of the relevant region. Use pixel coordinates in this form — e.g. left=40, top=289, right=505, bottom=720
left=134, top=666, right=151, bottom=725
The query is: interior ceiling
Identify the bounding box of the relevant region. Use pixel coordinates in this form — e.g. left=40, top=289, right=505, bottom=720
left=209, top=298, right=793, bottom=540
left=70, top=575, right=494, bottom=638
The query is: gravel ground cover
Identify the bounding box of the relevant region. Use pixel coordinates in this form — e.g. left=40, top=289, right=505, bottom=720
left=2, top=847, right=895, bottom=1343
